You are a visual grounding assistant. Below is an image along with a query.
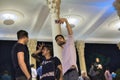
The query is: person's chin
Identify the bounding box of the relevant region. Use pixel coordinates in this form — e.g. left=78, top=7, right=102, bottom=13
left=42, top=53, right=46, bottom=56
left=25, top=42, right=28, bottom=44
left=59, top=42, right=65, bottom=46
left=58, top=44, right=63, bottom=46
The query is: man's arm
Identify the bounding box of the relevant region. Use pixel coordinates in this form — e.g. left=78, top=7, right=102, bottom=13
left=33, top=49, right=41, bottom=55
left=17, top=52, right=31, bottom=80
left=65, top=19, right=73, bottom=35
left=33, top=43, right=45, bottom=55
left=57, top=65, right=63, bottom=80
left=58, top=18, right=73, bottom=35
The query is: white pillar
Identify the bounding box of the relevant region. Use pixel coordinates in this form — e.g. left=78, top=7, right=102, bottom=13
left=117, top=42, right=120, bottom=50
left=113, top=0, right=120, bottom=17
left=27, top=39, right=37, bottom=80
left=27, top=39, right=37, bottom=68
left=47, top=0, right=62, bottom=60
left=76, top=40, right=87, bottom=73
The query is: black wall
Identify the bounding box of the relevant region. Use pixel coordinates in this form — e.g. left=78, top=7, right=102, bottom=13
left=85, top=43, right=120, bottom=72
left=0, top=40, right=16, bottom=80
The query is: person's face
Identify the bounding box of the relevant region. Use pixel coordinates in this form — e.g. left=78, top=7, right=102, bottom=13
left=42, top=47, right=50, bottom=56
left=96, top=58, right=100, bottom=63
left=23, top=36, right=29, bottom=44
left=56, top=36, right=66, bottom=46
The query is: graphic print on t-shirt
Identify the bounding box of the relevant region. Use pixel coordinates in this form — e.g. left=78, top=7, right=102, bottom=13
left=40, top=57, right=61, bottom=80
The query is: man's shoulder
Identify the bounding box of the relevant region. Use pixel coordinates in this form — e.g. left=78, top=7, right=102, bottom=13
left=52, top=56, right=59, bottom=59
left=13, top=43, right=24, bottom=48
left=52, top=57, right=60, bottom=62
left=12, top=43, right=26, bottom=53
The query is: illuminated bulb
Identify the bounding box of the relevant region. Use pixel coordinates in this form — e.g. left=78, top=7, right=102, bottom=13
left=1, top=13, right=17, bottom=20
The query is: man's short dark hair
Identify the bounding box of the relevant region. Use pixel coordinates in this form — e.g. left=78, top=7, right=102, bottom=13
left=43, top=45, right=53, bottom=57
left=55, top=34, right=65, bottom=41
left=17, top=30, right=28, bottom=39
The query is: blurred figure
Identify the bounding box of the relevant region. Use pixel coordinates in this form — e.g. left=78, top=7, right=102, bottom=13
left=37, top=66, right=42, bottom=79
left=96, top=64, right=104, bottom=80
left=111, top=72, right=116, bottom=79
left=94, top=58, right=102, bottom=69
left=94, top=58, right=104, bottom=80
left=89, top=58, right=104, bottom=80
left=30, top=64, right=37, bottom=80
left=88, top=64, right=99, bottom=80
left=78, top=71, right=90, bottom=80
left=1, top=70, right=11, bottom=80
left=104, top=67, right=112, bottom=80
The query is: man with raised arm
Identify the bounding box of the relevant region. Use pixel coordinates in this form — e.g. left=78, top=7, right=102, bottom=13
left=55, top=18, right=79, bottom=80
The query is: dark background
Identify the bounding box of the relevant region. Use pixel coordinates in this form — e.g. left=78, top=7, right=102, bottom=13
left=0, top=40, right=16, bottom=80
left=0, top=40, right=120, bottom=79
left=85, top=43, right=120, bottom=72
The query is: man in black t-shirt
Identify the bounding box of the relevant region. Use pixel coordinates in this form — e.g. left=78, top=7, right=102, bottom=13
left=41, top=56, right=61, bottom=80
left=33, top=44, right=63, bottom=80
left=11, top=30, right=31, bottom=80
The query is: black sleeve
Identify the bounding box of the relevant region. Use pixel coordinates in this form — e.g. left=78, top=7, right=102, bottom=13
left=53, top=57, right=61, bottom=68
left=16, top=44, right=25, bottom=53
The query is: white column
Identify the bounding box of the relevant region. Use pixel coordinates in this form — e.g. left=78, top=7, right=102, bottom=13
left=27, top=39, right=37, bottom=68
left=113, top=0, right=120, bottom=17
left=117, top=42, right=120, bottom=50
left=47, top=0, right=62, bottom=60
left=76, top=40, right=87, bottom=73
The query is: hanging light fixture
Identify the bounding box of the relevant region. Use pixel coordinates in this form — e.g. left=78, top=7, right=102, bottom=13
left=61, top=14, right=84, bottom=29
left=2, top=13, right=17, bottom=25
left=0, top=10, right=24, bottom=25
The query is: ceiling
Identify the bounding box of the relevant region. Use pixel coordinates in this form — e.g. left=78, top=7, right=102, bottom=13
left=0, top=0, right=119, bottom=44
